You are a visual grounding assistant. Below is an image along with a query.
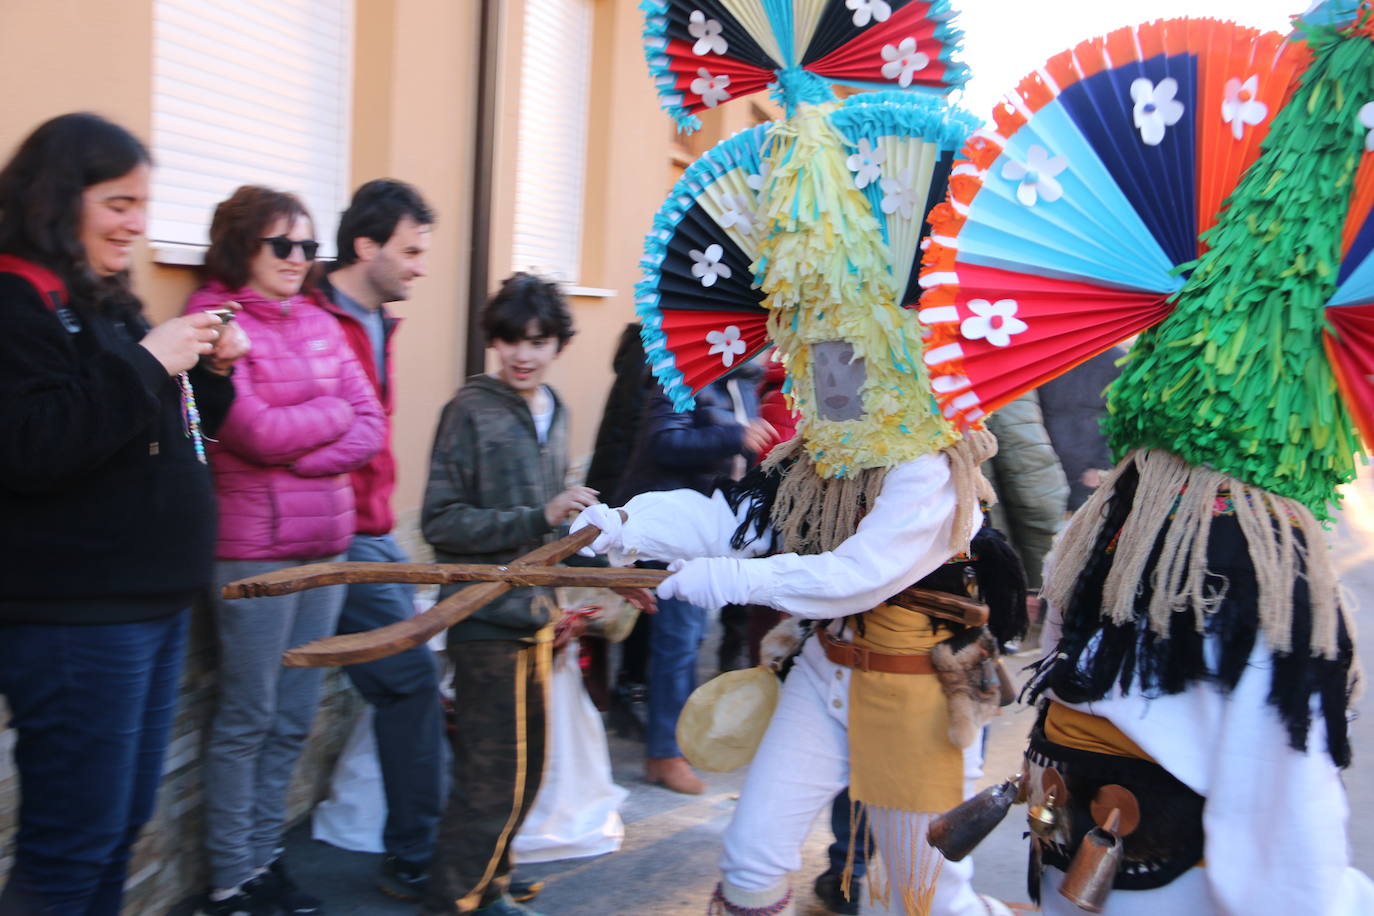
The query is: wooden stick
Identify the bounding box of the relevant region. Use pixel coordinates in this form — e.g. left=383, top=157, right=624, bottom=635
left=280, top=527, right=607, bottom=667
left=223, top=562, right=669, bottom=598
left=887, top=588, right=990, bottom=627
left=260, top=524, right=992, bottom=666
left=284, top=580, right=510, bottom=667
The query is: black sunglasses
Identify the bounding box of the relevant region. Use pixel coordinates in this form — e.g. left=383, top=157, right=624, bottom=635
left=260, top=236, right=319, bottom=261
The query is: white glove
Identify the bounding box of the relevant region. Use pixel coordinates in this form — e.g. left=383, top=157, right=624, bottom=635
left=656, top=557, right=752, bottom=608
left=570, top=503, right=625, bottom=557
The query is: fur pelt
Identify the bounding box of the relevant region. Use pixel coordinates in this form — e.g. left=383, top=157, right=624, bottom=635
left=759, top=615, right=808, bottom=672
left=930, top=627, right=1002, bottom=748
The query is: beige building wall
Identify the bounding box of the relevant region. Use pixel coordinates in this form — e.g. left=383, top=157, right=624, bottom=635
left=0, top=0, right=764, bottom=503
left=349, top=0, right=480, bottom=522
left=0, top=0, right=721, bottom=909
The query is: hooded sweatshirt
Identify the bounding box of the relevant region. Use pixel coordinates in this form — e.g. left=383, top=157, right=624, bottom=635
left=421, top=373, right=571, bottom=642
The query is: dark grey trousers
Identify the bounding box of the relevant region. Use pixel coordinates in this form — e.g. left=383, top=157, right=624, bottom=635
left=203, top=557, right=345, bottom=889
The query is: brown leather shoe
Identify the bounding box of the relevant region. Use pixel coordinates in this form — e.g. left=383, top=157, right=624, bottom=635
left=645, top=756, right=705, bottom=794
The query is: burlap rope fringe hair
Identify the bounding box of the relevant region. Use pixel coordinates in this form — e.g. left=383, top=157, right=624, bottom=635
left=764, top=431, right=998, bottom=557
left=1044, top=449, right=1351, bottom=663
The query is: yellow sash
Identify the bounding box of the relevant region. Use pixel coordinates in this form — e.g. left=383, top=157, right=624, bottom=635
left=847, top=603, right=963, bottom=813
left=1044, top=700, right=1153, bottom=761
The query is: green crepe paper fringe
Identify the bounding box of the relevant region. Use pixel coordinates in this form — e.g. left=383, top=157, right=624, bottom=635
left=1105, top=23, right=1374, bottom=518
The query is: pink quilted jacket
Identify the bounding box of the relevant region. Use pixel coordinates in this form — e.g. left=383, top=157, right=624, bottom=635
left=186, top=282, right=385, bottom=559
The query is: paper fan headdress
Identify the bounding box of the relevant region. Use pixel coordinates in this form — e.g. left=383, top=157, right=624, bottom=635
left=918, top=5, right=1374, bottom=515
left=637, top=90, right=979, bottom=478
left=640, top=0, right=970, bottom=131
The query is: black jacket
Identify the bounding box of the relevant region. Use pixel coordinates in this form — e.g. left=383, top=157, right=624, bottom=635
left=0, top=272, right=233, bottom=624
left=1037, top=347, right=1124, bottom=511
left=584, top=323, right=647, bottom=498
left=616, top=365, right=762, bottom=503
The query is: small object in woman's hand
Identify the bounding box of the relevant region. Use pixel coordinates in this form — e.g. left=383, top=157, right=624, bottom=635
left=206, top=307, right=236, bottom=324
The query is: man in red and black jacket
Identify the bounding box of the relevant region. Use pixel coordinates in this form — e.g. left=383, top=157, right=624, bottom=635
left=317, top=180, right=443, bottom=902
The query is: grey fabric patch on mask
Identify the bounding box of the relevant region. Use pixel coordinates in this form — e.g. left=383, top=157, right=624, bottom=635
left=812, top=339, right=866, bottom=421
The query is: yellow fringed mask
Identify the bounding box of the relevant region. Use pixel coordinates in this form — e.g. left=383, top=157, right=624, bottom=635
left=755, top=104, right=960, bottom=478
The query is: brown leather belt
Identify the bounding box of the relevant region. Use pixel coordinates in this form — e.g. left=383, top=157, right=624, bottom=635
left=817, top=628, right=935, bottom=675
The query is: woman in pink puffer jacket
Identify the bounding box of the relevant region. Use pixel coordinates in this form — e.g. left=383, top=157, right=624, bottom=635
left=185, top=186, right=384, bottom=914
left=186, top=277, right=382, bottom=559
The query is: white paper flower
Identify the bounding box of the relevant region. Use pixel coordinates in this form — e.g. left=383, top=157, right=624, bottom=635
left=846, top=0, right=892, bottom=27
left=846, top=138, right=886, bottom=189
left=880, top=38, right=930, bottom=88
left=879, top=168, right=919, bottom=220
left=717, top=193, right=756, bottom=236
left=1131, top=77, right=1185, bottom=146
left=1361, top=101, right=1374, bottom=152
left=688, top=10, right=728, bottom=56
left=690, top=68, right=732, bottom=108
left=1221, top=76, right=1267, bottom=141
left=706, top=325, right=748, bottom=367
left=690, top=244, right=732, bottom=288
left=960, top=298, right=1028, bottom=348
left=999, top=145, right=1068, bottom=207
left=746, top=162, right=772, bottom=192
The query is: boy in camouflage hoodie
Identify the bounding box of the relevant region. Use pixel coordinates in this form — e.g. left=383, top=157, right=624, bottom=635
left=419, top=273, right=595, bottom=916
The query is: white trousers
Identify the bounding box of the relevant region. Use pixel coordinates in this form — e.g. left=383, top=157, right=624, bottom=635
left=720, top=634, right=988, bottom=916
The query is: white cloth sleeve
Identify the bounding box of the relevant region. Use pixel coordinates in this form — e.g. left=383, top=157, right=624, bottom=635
left=655, top=452, right=976, bottom=619
left=614, top=488, right=773, bottom=565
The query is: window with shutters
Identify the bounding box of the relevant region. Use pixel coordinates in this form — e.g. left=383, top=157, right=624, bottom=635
left=149, top=0, right=353, bottom=263
left=510, top=0, right=593, bottom=284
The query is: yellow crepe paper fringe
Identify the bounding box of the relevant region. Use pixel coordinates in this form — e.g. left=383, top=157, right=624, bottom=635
left=753, top=104, right=957, bottom=478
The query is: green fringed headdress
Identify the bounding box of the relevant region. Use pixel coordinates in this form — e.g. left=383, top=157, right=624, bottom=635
left=1106, top=9, right=1374, bottom=517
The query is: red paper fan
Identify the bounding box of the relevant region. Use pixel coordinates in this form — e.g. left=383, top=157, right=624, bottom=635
left=657, top=309, right=771, bottom=393
left=919, top=264, right=1172, bottom=422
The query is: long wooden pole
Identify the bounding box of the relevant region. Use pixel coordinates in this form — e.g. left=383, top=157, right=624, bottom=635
left=222, top=562, right=668, bottom=598
left=272, top=527, right=608, bottom=667
left=223, top=528, right=996, bottom=668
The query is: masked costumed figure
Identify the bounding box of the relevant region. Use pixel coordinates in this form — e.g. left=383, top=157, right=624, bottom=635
left=574, top=3, right=1032, bottom=913
left=915, top=2, right=1374, bottom=912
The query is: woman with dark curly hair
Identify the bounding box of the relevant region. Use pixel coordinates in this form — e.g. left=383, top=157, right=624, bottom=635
left=0, top=112, right=248, bottom=915
left=186, top=185, right=385, bottom=916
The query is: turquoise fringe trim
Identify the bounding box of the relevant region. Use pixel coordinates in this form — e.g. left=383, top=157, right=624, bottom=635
left=770, top=67, right=837, bottom=116
left=829, top=93, right=980, bottom=249
left=638, top=0, right=703, bottom=133
left=636, top=123, right=773, bottom=412
left=928, top=0, right=972, bottom=91
left=638, top=0, right=972, bottom=132
left=830, top=92, right=981, bottom=153
left=1296, top=0, right=1364, bottom=34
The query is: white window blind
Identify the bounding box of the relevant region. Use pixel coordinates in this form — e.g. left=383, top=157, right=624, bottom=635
left=150, top=0, right=353, bottom=260
left=510, top=0, right=593, bottom=283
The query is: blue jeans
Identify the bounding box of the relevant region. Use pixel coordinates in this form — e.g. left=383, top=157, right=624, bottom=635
left=0, top=611, right=188, bottom=916
left=646, top=595, right=708, bottom=758
left=339, top=534, right=444, bottom=863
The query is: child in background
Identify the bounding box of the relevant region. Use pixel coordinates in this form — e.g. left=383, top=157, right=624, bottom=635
left=417, top=273, right=605, bottom=916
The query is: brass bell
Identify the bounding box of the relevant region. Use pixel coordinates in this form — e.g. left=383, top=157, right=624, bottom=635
left=926, top=774, right=1021, bottom=862
left=1027, top=791, right=1059, bottom=839
left=1059, top=808, right=1124, bottom=913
